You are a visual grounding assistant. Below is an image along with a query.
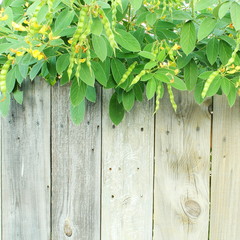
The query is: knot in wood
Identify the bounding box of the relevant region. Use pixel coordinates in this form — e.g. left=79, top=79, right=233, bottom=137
left=184, top=200, right=201, bottom=219
left=64, top=219, right=73, bottom=237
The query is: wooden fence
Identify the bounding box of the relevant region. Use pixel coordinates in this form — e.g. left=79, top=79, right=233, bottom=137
left=1, top=78, right=240, bottom=240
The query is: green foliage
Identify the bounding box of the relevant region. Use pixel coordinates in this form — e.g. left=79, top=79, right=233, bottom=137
left=1, top=0, right=240, bottom=125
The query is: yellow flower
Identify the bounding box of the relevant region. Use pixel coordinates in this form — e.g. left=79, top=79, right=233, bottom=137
left=30, top=21, right=41, bottom=30
left=49, top=32, right=60, bottom=40
left=10, top=48, right=25, bottom=56
left=172, top=44, right=181, bottom=51
left=68, top=39, right=73, bottom=44
left=12, top=22, right=27, bottom=31
left=39, top=25, right=49, bottom=34
left=0, top=14, right=8, bottom=21
left=29, top=49, right=46, bottom=60
left=79, top=58, right=86, bottom=63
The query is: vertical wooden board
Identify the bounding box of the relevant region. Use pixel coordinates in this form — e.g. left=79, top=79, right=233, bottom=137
left=210, top=96, right=240, bottom=240
left=1, top=78, right=51, bottom=239
left=52, top=84, right=101, bottom=240
left=154, top=91, right=211, bottom=240
left=0, top=118, right=1, bottom=240
left=101, top=90, right=154, bottom=240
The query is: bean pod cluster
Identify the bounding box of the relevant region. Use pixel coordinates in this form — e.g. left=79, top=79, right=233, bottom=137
left=118, top=61, right=137, bottom=87
left=130, top=70, right=147, bottom=87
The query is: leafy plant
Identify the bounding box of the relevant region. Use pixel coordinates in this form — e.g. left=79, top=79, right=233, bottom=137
left=1, top=0, right=240, bottom=125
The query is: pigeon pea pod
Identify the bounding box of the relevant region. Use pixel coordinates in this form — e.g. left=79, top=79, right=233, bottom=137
left=117, top=61, right=137, bottom=87
left=167, top=84, right=177, bottom=112
left=0, top=55, right=14, bottom=100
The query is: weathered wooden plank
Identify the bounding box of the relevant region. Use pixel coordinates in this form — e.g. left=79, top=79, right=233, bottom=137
left=1, top=78, right=51, bottom=239
left=210, top=96, right=240, bottom=240
left=101, top=90, right=154, bottom=240
left=154, top=91, right=211, bottom=240
left=52, top=84, right=101, bottom=239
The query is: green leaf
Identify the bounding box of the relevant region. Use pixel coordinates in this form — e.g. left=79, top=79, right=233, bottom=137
left=227, top=84, right=237, bottom=107
left=195, top=0, right=217, bottom=11
left=230, top=2, right=240, bottom=31
left=0, top=93, right=10, bottom=117
left=194, top=80, right=205, bottom=104
left=206, top=38, right=219, bottom=65
left=198, top=18, right=217, bottom=41
left=114, top=29, right=141, bottom=52
left=172, top=10, right=192, bottom=20
left=70, top=100, right=85, bottom=125
left=91, top=17, right=103, bottom=35
left=146, top=12, right=157, bottom=26
left=92, top=35, right=107, bottom=62
left=138, top=51, right=156, bottom=60
left=219, top=40, right=232, bottom=65
left=56, top=54, right=70, bottom=74
left=54, top=9, right=75, bottom=35
left=6, top=68, right=16, bottom=93
left=206, top=76, right=222, bottom=97
left=70, top=79, right=87, bottom=106
left=177, top=53, right=192, bottom=69
left=79, top=63, right=95, bottom=87
left=111, top=59, right=126, bottom=84
left=180, top=21, right=196, bottom=55
left=146, top=78, right=157, bottom=100
left=29, top=61, right=44, bottom=80
left=129, top=0, right=143, bottom=11
left=218, top=1, right=231, bottom=19
left=154, top=72, right=171, bottom=83
left=171, top=76, right=187, bottom=91
left=122, top=90, right=135, bottom=111
left=221, top=77, right=231, bottom=96
left=86, top=86, right=97, bottom=103
left=60, top=71, right=69, bottom=86
left=184, top=60, right=198, bottom=91
left=13, top=90, right=23, bottom=104
left=0, top=43, right=12, bottom=54
left=92, top=61, right=108, bottom=87
left=109, top=93, right=125, bottom=125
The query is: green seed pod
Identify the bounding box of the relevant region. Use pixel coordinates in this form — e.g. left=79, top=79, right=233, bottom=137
left=201, top=71, right=219, bottom=98
left=99, top=8, right=118, bottom=54
left=111, top=0, right=118, bottom=31
left=154, top=83, right=162, bottom=114
left=167, top=84, right=177, bottom=112
left=0, top=56, right=14, bottom=98
left=129, top=70, right=147, bottom=87
left=117, top=61, right=137, bottom=87
left=75, top=58, right=81, bottom=84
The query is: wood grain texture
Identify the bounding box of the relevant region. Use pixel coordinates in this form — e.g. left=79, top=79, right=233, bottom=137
left=51, top=84, right=101, bottom=240
left=1, top=78, right=51, bottom=240
left=101, top=90, right=154, bottom=240
left=154, top=91, right=211, bottom=240
left=210, top=96, right=240, bottom=240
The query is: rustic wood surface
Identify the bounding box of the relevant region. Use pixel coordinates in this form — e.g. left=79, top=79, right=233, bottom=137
left=101, top=91, right=154, bottom=240
left=1, top=78, right=51, bottom=240
left=210, top=96, right=240, bottom=240
left=154, top=91, right=211, bottom=240
left=2, top=82, right=240, bottom=240
left=51, top=84, right=101, bottom=240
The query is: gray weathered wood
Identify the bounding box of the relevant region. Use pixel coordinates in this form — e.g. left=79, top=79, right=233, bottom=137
left=101, top=90, right=154, bottom=240
left=51, top=84, right=101, bottom=240
left=1, top=78, right=51, bottom=239
left=154, top=91, right=211, bottom=240
left=210, top=96, right=240, bottom=239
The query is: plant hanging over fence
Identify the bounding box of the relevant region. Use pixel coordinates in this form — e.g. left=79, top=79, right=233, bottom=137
left=0, top=0, right=240, bottom=124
